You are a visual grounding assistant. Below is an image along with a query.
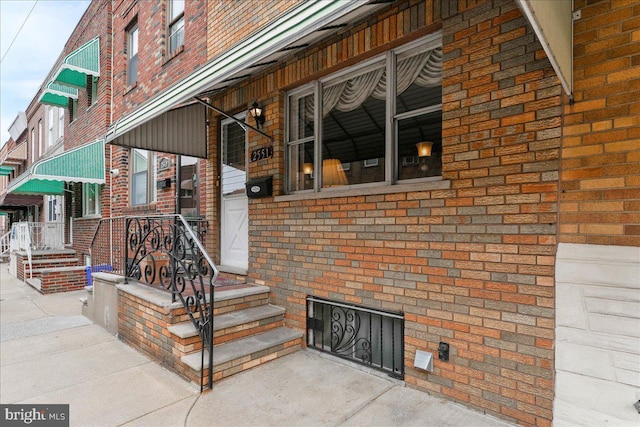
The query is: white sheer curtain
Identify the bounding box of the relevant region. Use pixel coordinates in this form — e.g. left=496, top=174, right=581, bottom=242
left=306, top=46, right=442, bottom=119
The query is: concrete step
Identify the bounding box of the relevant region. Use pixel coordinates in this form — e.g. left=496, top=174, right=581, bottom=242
left=181, top=327, right=303, bottom=379
left=169, top=304, right=286, bottom=353
left=169, top=304, right=286, bottom=338
left=23, top=257, right=80, bottom=266
left=170, top=284, right=271, bottom=324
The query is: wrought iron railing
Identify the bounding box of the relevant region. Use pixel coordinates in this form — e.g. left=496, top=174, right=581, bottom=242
left=89, top=215, right=217, bottom=390
left=307, top=297, right=404, bottom=379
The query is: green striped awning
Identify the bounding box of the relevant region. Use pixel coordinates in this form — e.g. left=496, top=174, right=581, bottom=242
left=0, top=165, right=14, bottom=176
left=39, top=81, right=78, bottom=108
left=8, top=140, right=105, bottom=195
left=53, top=37, right=100, bottom=88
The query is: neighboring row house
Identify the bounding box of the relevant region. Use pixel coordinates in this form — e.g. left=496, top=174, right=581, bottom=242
left=1, top=1, right=638, bottom=426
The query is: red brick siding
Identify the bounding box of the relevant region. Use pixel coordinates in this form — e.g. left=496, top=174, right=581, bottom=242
left=205, top=1, right=559, bottom=425
left=560, top=0, right=640, bottom=246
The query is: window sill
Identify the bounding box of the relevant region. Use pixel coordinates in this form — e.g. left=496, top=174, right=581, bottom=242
left=163, top=45, right=184, bottom=65
left=124, top=203, right=157, bottom=214
left=75, top=215, right=102, bottom=221
left=274, top=177, right=450, bottom=202
left=124, top=82, right=138, bottom=96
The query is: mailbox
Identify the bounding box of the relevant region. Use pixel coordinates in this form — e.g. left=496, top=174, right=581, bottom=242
left=245, top=176, right=273, bottom=198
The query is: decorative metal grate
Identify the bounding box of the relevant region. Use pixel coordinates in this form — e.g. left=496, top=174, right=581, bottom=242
left=307, top=297, right=404, bottom=379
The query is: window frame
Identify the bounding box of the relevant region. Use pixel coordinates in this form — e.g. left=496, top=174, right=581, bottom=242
left=285, top=32, right=443, bottom=194
left=82, top=183, right=101, bottom=217
left=127, top=21, right=139, bottom=87
left=130, top=148, right=157, bottom=206
left=58, top=107, right=64, bottom=138
left=48, top=108, right=55, bottom=146
left=167, top=0, right=185, bottom=55
left=30, top=128, right=35, bottom=163
left=38, top=120, right=43, bottom=157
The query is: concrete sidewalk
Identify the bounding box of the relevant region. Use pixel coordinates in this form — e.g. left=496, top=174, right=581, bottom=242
left=1, top=264, right=515, bottom=427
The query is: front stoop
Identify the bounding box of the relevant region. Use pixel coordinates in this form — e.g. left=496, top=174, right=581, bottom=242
left=114, top=281, right=303, bottom=388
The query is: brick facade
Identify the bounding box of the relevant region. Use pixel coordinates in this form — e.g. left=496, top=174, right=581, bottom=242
left=560, top=0, right=640, bottom=247
left=205, top=1, right=560, bottom=425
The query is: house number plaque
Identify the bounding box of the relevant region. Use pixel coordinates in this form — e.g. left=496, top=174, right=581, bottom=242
left=250, top=146, right=273, bottom=162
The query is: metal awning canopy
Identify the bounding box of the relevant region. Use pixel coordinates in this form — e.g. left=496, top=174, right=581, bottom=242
left=39, top=81, right=78, bottom=108
left=1, top=143, right=27, bottom=167
left=0, top=165, right=14, bottom=176
left=516, top=0, right=573, bottom=98
left=0, top=192, right=44, bottom=207
left=8, top=140, right=105, bottom=195
left=53, top=37, right=100, bottom=88
left=106, top=0, right=384, bottom=157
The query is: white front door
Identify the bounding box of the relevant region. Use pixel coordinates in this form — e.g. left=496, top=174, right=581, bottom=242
left=220, top=115, right=248, bottom=271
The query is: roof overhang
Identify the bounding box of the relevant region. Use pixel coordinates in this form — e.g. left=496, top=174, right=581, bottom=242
left=106, top=0, right=386, bottom=155
left=8, top=140, right=105, bottom=195
left=516, top=0, right=573, bottom=98
left=39, top=81, right=79, bottom=108
left=53, top=37, right=101, bottom=89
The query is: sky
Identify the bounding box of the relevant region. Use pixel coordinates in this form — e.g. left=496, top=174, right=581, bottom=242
left=0, top=0, right=91, bottom=147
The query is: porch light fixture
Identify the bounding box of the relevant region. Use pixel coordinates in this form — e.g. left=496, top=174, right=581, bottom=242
left=302, top=163, right=313, bottom=175
left=249, top=101, right=265, bottom=129
left=416, top=141, right=433, bottom=157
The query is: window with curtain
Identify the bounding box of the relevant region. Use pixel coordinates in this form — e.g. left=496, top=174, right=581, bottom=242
left=131, top=149, right=156, bottom=206
left=168, top=0, right=184, bottom=55
left=127, top=21, right=139, bottom=86
left=286, top=34, right=442, bottom=193
left=83, top=183, right=100, bottom=216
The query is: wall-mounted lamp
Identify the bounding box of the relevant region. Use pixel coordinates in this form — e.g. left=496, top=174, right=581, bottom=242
left=416, top=141, right=433, bottom=157
left=302, top=163, right=313, bottom=175
left=249, top=101, right=266, bottom=129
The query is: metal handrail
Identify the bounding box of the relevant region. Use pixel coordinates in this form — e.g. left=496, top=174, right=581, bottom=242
left=0, top=230, right=10, bottom=257
left=89, top=214, right=217, bottom=390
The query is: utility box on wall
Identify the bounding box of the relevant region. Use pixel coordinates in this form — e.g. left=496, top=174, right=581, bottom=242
left=246, top=176, right=273, bottom=198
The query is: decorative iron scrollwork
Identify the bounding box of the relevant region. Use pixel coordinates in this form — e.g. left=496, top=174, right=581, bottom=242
left=330, top=306, right=373, bottom=364
left=124, top=215, right=217, bottom=390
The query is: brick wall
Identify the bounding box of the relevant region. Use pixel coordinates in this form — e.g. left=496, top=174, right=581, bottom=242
left=206, top=0, right=298, bottom=60
left=206, top=1, right=559, bottom=425
left=111, top=0, right=207, bottom=119
left=560, top=0, right=640, bottom=247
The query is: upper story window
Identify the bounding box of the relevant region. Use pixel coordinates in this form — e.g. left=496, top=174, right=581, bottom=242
left=58, top=107, right=64, bottom=138
left=127, top=21, right=139, bottom=86
left=68, top=98, right=78, bottom=123
left=131, top=148, right=156, bottom=206
left=38, top=120, right=43, bottom=157
left=30, top=128, right=35, bottom=163
left=48, top=108, right=55, bottom=145
left=286, top=33, right=443, bottom=193
left=168, top=0, right=184, bottom=55
left=87, top=76, right=98, bottom=106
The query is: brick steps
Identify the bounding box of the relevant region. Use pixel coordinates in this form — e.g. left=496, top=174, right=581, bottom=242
left=173, top=286, right=301, bottom=386
left=181, top=327, right=303, bottom=382
left=115, top=281, right=303, bottom=388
